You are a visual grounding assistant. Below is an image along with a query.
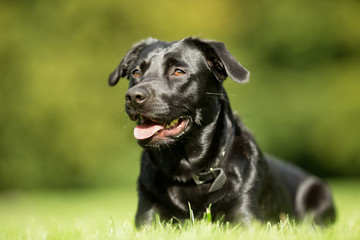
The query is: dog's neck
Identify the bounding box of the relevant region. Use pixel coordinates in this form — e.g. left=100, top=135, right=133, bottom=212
left=147, top=97, right=236, bottom=183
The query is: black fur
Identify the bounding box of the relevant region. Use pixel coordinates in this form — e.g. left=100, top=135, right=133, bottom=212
left=109, top=37, right=336, bottom=227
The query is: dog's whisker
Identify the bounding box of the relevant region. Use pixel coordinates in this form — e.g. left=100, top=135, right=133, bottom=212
left=206, top=92, right=227, bottom=96
left=205, top=93, right=230, bottom=102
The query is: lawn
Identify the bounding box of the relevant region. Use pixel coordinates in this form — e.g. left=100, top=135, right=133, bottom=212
left=0, top=179, right=359, bottom=240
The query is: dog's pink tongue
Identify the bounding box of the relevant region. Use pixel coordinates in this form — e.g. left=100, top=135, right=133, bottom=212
left=134, top=122, right=164, bottom=140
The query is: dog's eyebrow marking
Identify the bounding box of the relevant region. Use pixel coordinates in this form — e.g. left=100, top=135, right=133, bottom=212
left=164, top=59, right=189, bottom=74
left=139, top=60, right=150, bottom=72
left=163, top=52, right=189, bottom=68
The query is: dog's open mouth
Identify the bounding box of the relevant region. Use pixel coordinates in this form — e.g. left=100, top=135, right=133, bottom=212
left=134, top=116, right=190, bottom=140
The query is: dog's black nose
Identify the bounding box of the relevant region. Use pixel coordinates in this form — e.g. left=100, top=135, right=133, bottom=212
left=125, top=88, right=148, bottom=107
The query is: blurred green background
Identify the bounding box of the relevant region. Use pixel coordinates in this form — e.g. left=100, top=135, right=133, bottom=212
left=0, top=0, right=359, bottom=190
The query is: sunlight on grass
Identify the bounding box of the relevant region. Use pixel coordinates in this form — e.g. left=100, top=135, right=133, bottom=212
left=2, top=216, right=358, bottom=240
left=0, top=180, right=359, bottom=240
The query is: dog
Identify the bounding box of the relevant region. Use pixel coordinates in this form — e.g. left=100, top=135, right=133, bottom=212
left=108, top=37, right=336, bottom=227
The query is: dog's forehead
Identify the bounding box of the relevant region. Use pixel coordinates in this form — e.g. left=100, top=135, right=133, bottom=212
left=139, top=40, right=203, bottom=65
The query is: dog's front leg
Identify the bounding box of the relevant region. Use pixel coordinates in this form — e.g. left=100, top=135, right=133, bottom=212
left=227, top=196, right=263, bottom=225
left=229, top=141, right=265, bottom=225
left=135, top=193, right=158, bottom=227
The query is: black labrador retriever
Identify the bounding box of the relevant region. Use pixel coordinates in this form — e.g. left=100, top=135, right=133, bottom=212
left=108, top=37, right=336, bottom=227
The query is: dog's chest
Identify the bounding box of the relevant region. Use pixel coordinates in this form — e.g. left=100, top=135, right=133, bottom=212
left=166, top=183, right=215, bottom=213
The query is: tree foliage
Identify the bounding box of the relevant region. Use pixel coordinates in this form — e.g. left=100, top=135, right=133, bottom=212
left=0, top=0, right=359, bottom=189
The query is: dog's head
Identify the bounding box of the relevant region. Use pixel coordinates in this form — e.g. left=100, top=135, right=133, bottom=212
left=109, top=38, right=249, bottom=148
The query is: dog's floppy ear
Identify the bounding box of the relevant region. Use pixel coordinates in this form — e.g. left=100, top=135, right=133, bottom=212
left=108, top=38, right=158, bottom=86
left=186, top=38, right=249, bottom=84
left=207, top=41, right=250, bottom=83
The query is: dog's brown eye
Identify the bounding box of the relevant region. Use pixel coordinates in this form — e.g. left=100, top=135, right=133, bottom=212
left=174, top=69, right=185, bottom=76
left=132, top=69, right=141, bottom=78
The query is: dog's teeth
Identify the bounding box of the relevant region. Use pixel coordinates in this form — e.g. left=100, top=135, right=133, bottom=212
left=164, top=118, right=181, bottom=130
left=169, top=118, right=179, bottom=128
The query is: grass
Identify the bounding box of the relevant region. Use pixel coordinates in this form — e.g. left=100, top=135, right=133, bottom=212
left=0, top=179, right=359, bottom=240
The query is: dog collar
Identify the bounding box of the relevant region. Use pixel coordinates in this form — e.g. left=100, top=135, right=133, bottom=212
left=192, top=167, right=227, bottom=193
left=192, top=124, right=235, bottom=193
